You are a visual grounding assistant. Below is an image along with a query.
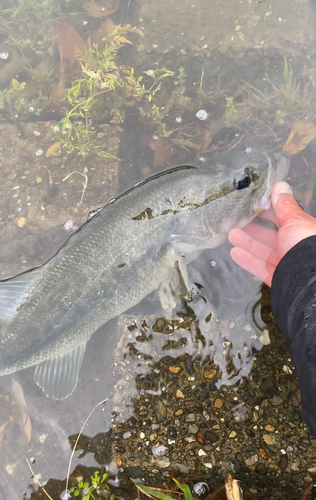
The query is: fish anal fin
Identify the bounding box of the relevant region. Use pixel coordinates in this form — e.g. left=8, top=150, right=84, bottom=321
left=33, top=342, right=86, bottom=399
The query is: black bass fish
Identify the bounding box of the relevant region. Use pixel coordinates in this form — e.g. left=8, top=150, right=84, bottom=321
left=0, top=150, right=290, bottom=399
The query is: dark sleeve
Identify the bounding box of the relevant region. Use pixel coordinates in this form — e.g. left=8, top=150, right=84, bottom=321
left=271, top=235, right=316, bottom=437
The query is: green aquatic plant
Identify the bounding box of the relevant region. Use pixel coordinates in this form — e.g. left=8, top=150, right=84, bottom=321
left=70, top=471, right=113, bottom=500
left=136, top=479, right=194, bottom=500
left=224, top=96, right=239, bottom=127
left=56, top=25, right=174, bottom=156
left=0, top=78, right=49, bottom=115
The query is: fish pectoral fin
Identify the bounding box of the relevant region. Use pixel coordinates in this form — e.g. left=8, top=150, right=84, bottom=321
left=33, top=342, right=87, bottom=400
left=159, top=261, right=189, bottom=311
left=0, top=267, right=44, bottom=324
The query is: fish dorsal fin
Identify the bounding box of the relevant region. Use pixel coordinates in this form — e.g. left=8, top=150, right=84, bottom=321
left=0, top=267, right=44, bottom=324
left=33, top=342, right=87, bottom=399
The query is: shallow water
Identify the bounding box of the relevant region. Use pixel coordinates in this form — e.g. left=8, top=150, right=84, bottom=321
left=1, top=0, right=316, bottom=498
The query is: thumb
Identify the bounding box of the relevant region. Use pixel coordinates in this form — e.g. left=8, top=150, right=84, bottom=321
left=271, top=181, right=305, bottom=226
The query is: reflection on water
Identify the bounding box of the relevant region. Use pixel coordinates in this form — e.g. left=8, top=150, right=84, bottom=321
left=1, top=0, right=316, bottom=498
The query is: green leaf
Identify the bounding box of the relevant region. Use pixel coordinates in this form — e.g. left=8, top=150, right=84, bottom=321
left=78, top=481, right=83, bottom=488
left=173, top=479, right=193, bottom=500
left=74, top=490, right=80, bottom=497
left=136, top=484, right=175, bottom=500
left=83, top=482, right=89, bottom=489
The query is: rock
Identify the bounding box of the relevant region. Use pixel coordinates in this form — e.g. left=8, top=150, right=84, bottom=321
left=153, top=399, right=167, bottom=422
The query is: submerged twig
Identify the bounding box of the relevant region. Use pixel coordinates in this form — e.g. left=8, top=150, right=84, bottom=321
left=65, top=398, right=109, bottom=494
left=25, top=457, right=54, bottom=500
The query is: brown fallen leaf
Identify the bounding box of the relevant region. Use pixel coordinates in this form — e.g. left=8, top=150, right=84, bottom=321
left=91, top=17, right=115, bottom=46
left=0, top=417, right=13, bottom=445
left=148, top=137, right=173, bottom=168
left=55, top=22, right=87, bottom=64
left=283, top=120, right=316, bottom=155
left=83, top=0, right=120, bottom=18
left=293, top=183, right=314, bottom=209
left=46, top=141, right=62, bottom=158
left=225, top=473, right=242, bottom=500
left=11, top=378, right=31, bottom=445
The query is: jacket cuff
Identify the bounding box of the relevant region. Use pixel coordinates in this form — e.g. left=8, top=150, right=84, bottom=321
left=271, top=235, right=316, bottom=345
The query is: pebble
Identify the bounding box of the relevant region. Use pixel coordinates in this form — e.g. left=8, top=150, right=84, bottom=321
left=153, top=400, right=167, bottom=422
left=269, top=395, right=283, bottom=406
left=185, top=414, right=196, bottom=423
left=188, top=424, right=199, bottom=434
left=123, top=431, right=132, bottom=439
left=279, top=454, right=288, bottom=470
left=174, top=409, right=183, bottom=416
left=185, top=436, right=196, bottom=443
left=152, top=445, right=168, bottom=456
left=259, top=329, right=271, bottom=345
left=156, top=457, right=170, bottom=468
left=198, top=449, right=206, bottom=457
left=137, top=44, right=145, bottom=53
left=245, top=454, right=258, bottom=466
left=140, top=432, right=145, bottom=439
left=204, top=430, right=219, bottom=443
left=176, top=390, right=185, bottom=398
left=214, top=398, right=223, bottom=409
left=204, top=369, right=216, bottom=379
left=229, top=431, right=237, bottom=438
left=203, top=411, right=210, bottom=421
left=263, top=434, right=280, bottom=447
left=264, top=424, right=275, bottom=432
left=259, top=448, right=269, bottom=460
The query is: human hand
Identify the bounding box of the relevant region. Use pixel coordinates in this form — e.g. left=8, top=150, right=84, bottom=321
left=228, top=181, right=316, bottom=287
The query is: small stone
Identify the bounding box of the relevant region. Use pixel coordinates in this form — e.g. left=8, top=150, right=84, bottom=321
left=269, top=395, right=283, bottom=406
left=152, top=445, right=168, bottom=456
left=304, top=476, right=313, bottom=483
left=263, top=434, right=280, bottom=448
left=203, top=458, right=213, bottom=469
left=245, top=454, right=258, bottom=466
left=153, top=400, right=167, bottom=422
left=175, top=409, right=183, bottom=416
left=235, top=25, right=241, bottom=30
left=268, top=464, right=279, bottom=471
left=17, top=217, right=26, bottom=227
left=204, top=369, right=216, bottom=379
left=185, top=436, right=196, bottom=443
left=33, top=130, right=41, bottom=136
left=140, top=432, right=145, bottom=439
left=264, top=424, right=275, bottom=432
left=176, top=390, right=185, bottom=398
left=123, top=431, right=132, bottom=439
left=185, top=414, right=196, bottom=423
left=260, top=329, right=271, bottom=345
left=214, top=399, right=223, bottom=409
left=203, top=411, right=210, bottom=421
left=229, top=431, right=237, bottom=438
left=204, top=430, right=219, bottom=443
left=259, top=448, right=269, bottom=460
left=188, top=424, right=199, bottom=434
left=169, top=365, right=181, bottom=373
left=198, top=449, right=206, bottom=456
left=279, top=454, right=288, bottom=470
left=137, top=44, right=145, bottom=53
left=156, top=457, right=170, bottom=468
left=212, top=424, right=220, bottom=430
left=307, top=467, right=316, bottom=473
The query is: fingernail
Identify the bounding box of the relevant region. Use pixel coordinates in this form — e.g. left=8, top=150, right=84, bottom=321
left=273, top=181, right=293, bottom=196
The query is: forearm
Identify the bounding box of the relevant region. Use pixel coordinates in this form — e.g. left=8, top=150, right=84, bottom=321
left=271, top=235, right=316, bottom=436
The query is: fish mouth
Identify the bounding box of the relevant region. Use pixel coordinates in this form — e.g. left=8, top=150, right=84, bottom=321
left=253, top=152, right=291, bottom=213
left=274, top=152, right=291, bottom=182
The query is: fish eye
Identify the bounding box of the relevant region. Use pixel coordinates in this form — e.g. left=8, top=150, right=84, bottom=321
left=233, top=168, right=260, bottom=190
left=233, top=168, right=251, bottom=190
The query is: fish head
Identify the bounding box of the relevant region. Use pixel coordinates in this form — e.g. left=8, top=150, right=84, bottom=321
left=191, top=150, right=291, bottom=243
